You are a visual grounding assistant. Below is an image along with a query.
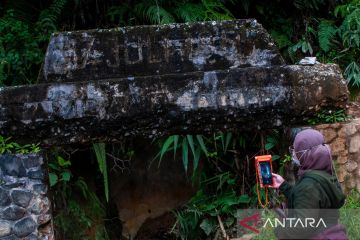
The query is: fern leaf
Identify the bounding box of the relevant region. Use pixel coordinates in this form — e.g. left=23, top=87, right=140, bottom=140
left=93, top=143, right=109, bottom=202
left=318, top=20, right=337, bottom=52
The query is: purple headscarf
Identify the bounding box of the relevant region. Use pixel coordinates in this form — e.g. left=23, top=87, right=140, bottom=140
left=293, top=129, right=333, bottom=176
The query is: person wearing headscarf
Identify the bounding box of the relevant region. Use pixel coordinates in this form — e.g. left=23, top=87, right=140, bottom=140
left=272, top=129, right=347, bottom=239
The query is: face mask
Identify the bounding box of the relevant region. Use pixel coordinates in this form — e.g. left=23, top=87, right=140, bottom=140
left=292, top=158, right=301, bottom=166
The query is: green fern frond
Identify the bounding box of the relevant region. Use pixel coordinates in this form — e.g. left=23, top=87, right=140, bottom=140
left=202, top=0, right=234, bottom=21
left=174, top=3, right=206, bottom=22
left=36, top=0, right=67, bottom=36
left=93, top=143, right=109, bottom=202
left=344, top=62, right=360, bottom=87
left=134, top=1, right=175, bottom=24
left=294, top=0, right=326, bottom=10
left=318, top=20, right=337, bottom=52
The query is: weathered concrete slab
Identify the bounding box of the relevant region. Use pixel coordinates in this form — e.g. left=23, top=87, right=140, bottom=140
left=41, top=19, right=284, bottom=83
left=0, top=64, right=348, bottom=145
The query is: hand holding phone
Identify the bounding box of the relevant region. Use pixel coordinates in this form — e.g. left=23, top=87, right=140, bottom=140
left=255, top=155, right=274, bottom=188
left=270, top=173, right=285, bottom=188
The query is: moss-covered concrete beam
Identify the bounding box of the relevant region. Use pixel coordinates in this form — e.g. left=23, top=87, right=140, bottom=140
left=0, top=64, right=348, bottom=145
left=41, top=19, right=284, bottom=83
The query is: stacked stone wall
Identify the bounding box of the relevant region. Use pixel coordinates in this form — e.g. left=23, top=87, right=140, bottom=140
left=316, top=118, right=360, bottom=193
left=0, top=154, right=53, bottom=239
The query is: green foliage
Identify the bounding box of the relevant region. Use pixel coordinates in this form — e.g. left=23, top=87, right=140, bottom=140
left=156, top=134, right=209, bottom=173
left=0, top=135, right=40, bottom=154
left=93, top=143, right=109, bottom=202
left=318, top=20, right=337, bottom=52
left=0, top=0, right=67, bottom=86
left=54, top=178, right=109, bottom=240
left=345, top=62, right=360, bottom=87
left=172, top=172, right=251, bottom=239
left=293, top=0, right=327, bottom=11
left=49, top=150, right=109, bottom=239
left=108, top=0, right=234, bottom=25
left=307, top=109, right=347, bottom=125
left=48, top=155, right=72, bottom=187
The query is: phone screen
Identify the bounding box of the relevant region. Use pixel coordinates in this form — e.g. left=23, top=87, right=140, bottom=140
left=259, top=161, right=273, bottom=185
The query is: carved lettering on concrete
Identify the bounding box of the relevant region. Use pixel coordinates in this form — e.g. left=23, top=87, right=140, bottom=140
left=41, top=19, right=284, bottom=83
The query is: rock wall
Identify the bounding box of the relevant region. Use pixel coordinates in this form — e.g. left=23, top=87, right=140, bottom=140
left=316, top=118, right=360, bottom=193
left=0, top=154, right=54, bottom=239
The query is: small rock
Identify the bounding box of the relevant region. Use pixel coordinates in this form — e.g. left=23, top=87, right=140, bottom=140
left=335, top=154, right=348, bottom=164
left=330, top=138, right=346, bottom=155
left=13, top=217, right=36, bottom=238
left=1, top=205, right=26, bottom=221
left=30, top=197, right=50, bottom=215
left=33, top=184, right=47, bottom=195
left=0, top=220, right=11, bottom=237
left=11, top=190, right=33, bottom=208
left=322, top=128, right=337, bottom=143
left=0, top=187, right=11, bottom=207
left=27, top=169, right=44, bottom=180
left=0, top=235, right=19, bottom=240
left=4, top=181, right=25, bottom=189
left=22, top=156, right=43, bottom=169
left=349, top=135, right=360, bottom=153
left=346, top=160, right=358, bottom=172
left=336, top=166, right=347, bottom=183
left=37, top=214, right=51, bottom=225
left=0, top=155, right=26, bottom=177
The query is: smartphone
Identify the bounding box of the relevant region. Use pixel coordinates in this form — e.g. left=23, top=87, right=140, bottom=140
left=255, top=155, right=273, bottom=188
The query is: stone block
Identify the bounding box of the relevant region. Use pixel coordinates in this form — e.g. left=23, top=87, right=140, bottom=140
left=330, top=138, right=346, bottom=155
left=1, top=206, right=26, bottom=221
left=322, top=128, right=337, bottom=143
left=27, top=169, right=44, bottom=180
left=0, top=156, right=26, bottom=177
left=0, top=220, right=11, bottom=237
left=345, top=123, right=357, bottom=136
left=13, top=217, right=36, bottom=238
left=349, top=135, right=360, bottom=153
left=21, top=155, right=43, bottom=169
left=335, top=153, right=348, bottom=164
left=11, top=190, right=33, bottom=208
left=337, top=127, right=346, bottom=138
left=0, top=188, right=11, bottom=207
left=336, top=166, right=347, bottom=183
left=345, top=160, right=358, bottom=172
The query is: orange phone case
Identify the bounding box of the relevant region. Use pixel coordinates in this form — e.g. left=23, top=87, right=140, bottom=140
left=255, top=155, right=273, bottom=188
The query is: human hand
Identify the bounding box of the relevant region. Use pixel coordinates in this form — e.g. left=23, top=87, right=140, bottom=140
left=270, top=173, right=285, bottom=189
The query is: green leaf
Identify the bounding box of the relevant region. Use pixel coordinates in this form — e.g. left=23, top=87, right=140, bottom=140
left=49, top=173, right=58, bottom=187
left=173, top=135, right=179, bottom=159
left=160, top=136, right=174, bottom=161
left=265, top=142, right=275, bottom=150
left=93, top=143, right=109, bottom=202
left=238, top=194, right=251, bottom=204
left=57, top=156, right=71, bottom=167
left=193, top=147, right=201, bottom=171
left=186, top=135, right=196, bottom=159
left=200, top=218, right=214, bottom=236
left=318, top=20, right=337, bottom=52
left=196, top=135, right=208, bottom=157
left=272, top=155, right=280, bottom=161
left=182, top=138, right=189, bottom=173
left=225, top=132, right=232, bottom=152
left=61, top=171, right=71, bottom=182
